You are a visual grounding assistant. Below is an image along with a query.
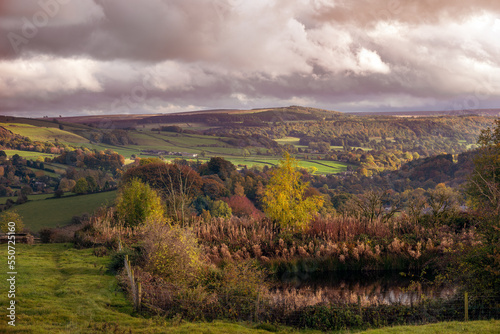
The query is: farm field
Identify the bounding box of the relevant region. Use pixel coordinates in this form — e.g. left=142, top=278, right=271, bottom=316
left=229, top=156, right=351, bottom=174
left=0, top=193, right=57, bottom=205
left=3, top=149, right=57, bottom=160
left=2, top=123, right=89, bottom=145
left=11, top=191, right=117, bottom=232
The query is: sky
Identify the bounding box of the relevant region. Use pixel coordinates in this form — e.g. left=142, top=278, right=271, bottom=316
left=0, top=0, right=500, bottom=117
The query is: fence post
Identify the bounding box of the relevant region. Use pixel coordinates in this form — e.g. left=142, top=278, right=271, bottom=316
left=464, top=292, right=468, bottom=322
left=136, top=282, right=142, bottom=312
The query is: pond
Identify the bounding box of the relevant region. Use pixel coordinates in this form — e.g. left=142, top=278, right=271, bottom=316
left=272, top=270, right=456, bottom=306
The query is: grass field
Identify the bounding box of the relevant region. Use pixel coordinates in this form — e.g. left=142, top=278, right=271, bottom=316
left=2, top=123, right=88, bottom=145
left=0, top=244, right=497, bottom=333
left=9, top=191, right=117, bottom=232
left=229, top=157, right=350, bottom=174
left=3, top=150, right=57, bottom=160
left=0, top=193, right=56, bottom=205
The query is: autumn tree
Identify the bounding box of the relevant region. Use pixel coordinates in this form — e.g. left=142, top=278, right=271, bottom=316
left=426, top=183, right=460, bottom=224
left=123, top=162, right=203, bottom=224
left=466, top=119, right=500, bottom=215
left=0, top=210, right=24, bottom=233
left=210, top=200, right=232, bottom=219
left=263, top=153, right=323, bottom=231
left=347, top=190, right=401, bottom=227
left=115, top=178, right=164, bottom=227
left=73, top=177, right=89, bottom=194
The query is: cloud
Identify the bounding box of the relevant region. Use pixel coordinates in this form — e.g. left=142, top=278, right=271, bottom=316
left=0, top=0, right=499, bottom=116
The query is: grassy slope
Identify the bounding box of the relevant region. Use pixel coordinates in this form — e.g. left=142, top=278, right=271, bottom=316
left=11, top=191, right=117, bottom=232
left=231, top=157, right=350, bottom=174
left=0, top=244, right=497, bottom=334
left=4, top=150, right=57, bottom=160
left=2, top=123, right=88, bottom=145
left=0, top=194, right=56, bottom=205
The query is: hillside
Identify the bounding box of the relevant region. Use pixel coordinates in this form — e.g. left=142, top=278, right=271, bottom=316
left=46, top=106, right=341, bottom=129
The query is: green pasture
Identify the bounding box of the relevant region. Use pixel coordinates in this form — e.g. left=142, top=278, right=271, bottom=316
left=3, top=150, right=57, bottom=160
left=9, top=191, right=117, bottom=232
left=2, top=123, right=88, bottom=145
left=0, top=193, right=56, bottom=205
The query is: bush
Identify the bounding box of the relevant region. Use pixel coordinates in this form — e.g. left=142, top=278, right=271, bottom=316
left=143, top=222, right=203, bottom=285
left=39, top=228, right=54, bottom=243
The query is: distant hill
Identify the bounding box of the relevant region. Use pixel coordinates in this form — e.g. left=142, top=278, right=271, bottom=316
left=349, top=109, right=500, bottom=117
left=139, top=106, right=342, bottom=126
left=44, top=106, right=341, bottom=128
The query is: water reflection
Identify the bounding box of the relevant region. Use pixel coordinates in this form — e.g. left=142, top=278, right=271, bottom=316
left=273, top=271, right=456, bottom=306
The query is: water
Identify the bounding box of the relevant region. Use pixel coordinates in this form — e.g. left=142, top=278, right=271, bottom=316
left=274, top=271, right=455, bottom=305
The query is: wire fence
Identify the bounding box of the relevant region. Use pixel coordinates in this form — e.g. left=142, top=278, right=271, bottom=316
left=118, top=240, right=142, bottom=312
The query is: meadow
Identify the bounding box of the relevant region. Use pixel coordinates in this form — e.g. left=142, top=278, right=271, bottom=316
left=0, top=193, right=55, bottom=205
left=3, top=150, right=57, bottom=160
left=12, top=191, right=117, bottom=232
left=2, top=123, right=88, bottom=145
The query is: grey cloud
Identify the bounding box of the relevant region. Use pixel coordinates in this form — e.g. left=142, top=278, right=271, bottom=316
left=0, top=0, right=500, bottom=116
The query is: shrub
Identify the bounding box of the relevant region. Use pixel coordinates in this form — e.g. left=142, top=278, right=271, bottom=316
left=143, top=222, right=203, bottom=285
left=39, top=228, right=54, bottom=243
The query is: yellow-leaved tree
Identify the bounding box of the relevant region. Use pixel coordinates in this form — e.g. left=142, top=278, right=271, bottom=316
left=263, top=153, right=323, bottom=231
left=116, top=178, right=165, bottom=227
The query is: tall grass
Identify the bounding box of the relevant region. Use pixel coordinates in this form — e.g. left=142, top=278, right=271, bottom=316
left=190, top=215, right=481, bottom=274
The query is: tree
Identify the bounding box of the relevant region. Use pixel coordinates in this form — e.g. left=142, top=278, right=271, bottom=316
left=0, top=210, right=24, bottom=233
left=116, top=179, right=165, bottom=227
left=426, top=183, right=459, bottom=224
left=210, top=200, right=232, bottom=218
left=123, top=162, right=203, bottom=224
left=203, top=157, right=236, bottom=181
left=348, top=190, right=401, bottom=227
left=263, top=153, right=323, bottom=231
left=73, top=178, right=89, bottom=194
left=466, top=119, right=500, bottom=215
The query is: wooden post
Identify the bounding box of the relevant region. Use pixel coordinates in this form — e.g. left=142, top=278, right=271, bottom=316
left=464, top=292, right=469, bottom=322
left=136, top=282, right=142, bottom=312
